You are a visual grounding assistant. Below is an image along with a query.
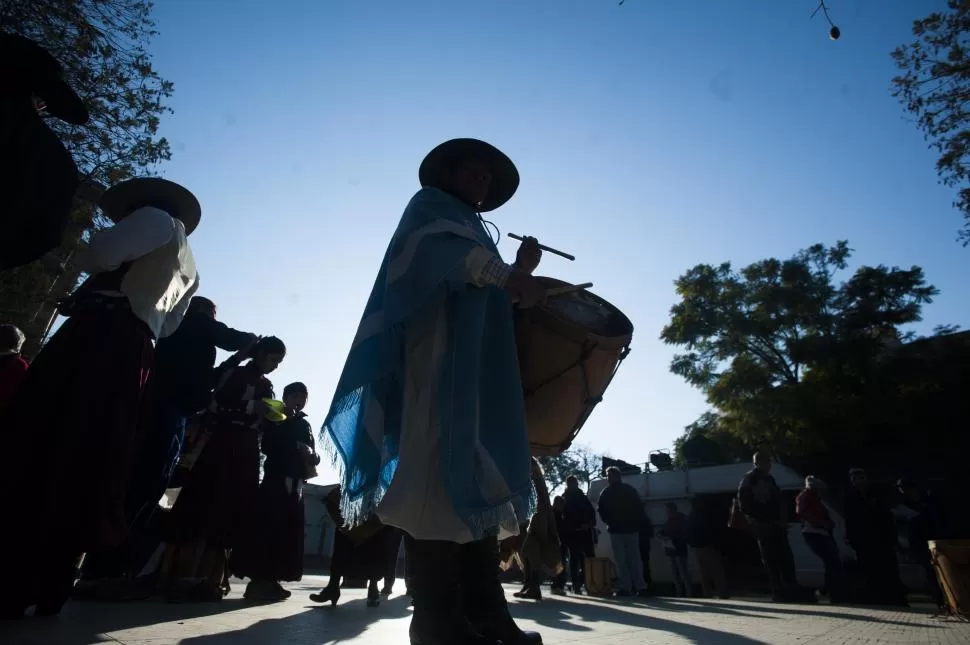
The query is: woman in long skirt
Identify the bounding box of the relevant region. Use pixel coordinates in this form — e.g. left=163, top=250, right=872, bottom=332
left=0, top=178, right=200, bottom=619
left=160, top=337, right=285, bottom=602
left=232, top=382, right=319, bottom=601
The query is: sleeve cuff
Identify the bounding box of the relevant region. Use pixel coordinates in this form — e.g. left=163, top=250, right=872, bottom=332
left=464, top=247, right=513, bottom=288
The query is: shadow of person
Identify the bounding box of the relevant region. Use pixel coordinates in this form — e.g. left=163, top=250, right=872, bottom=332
left=177, top=594, right=414, bottom=645
left=571, top=593, right=781, bottom=620
left=504, top=595, right=771, bottom=645
left=0, top=597, right=254, bottom=645
left=665, top=598, right=945, bottom=628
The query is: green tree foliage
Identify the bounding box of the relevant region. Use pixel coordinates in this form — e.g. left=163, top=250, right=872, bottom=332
left=537, top=445, right=603, bottom=492
left=672, top=411, right=751, bottom=468
left=0, top=0, right=173, bottom=353
left=892, top=1, right=970, bottom=244
left=661, top=241, right=943, bottom=465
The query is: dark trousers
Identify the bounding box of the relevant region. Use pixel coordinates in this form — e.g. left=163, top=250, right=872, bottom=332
left=639, top=531, right=653, bottom=588
left=384, top=527, right=403, bottom=590
left=754, top=522, right=799, bottom=599
left=552, top=543, right=569, bottom=589
left=803, top=532, right=848, bottom=602
left=564, top=530, right=595, bottom=590
left=856, top=542, right=906, bottom=605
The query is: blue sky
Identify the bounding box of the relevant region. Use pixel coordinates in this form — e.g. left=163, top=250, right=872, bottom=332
left=147, top=0, right=965, bottom=483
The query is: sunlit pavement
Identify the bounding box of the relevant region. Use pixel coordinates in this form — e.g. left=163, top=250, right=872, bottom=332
left=1, top=575, right=968, bottom=644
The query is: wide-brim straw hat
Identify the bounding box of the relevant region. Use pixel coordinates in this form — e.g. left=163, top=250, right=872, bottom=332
left=1, top=33, right=89, bottom=125
left=418, top=138, right=519, bottom=212
left=99, top=177, right=201, bottom=235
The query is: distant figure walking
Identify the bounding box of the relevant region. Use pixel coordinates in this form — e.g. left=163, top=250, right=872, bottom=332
left=795, top=477, right=848, bottom=603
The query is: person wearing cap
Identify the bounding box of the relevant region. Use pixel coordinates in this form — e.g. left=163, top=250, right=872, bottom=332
left=1, top=33, right=90, bottom=269
left=321, top=138, right=545, bottom=645
left=0, top=177, right=199, bottom=618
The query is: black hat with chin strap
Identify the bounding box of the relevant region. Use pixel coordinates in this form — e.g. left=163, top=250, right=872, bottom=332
left=419, top=138, right=519, bottom=212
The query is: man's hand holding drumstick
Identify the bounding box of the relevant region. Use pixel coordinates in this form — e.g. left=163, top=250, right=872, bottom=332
left=513, top=235, right=542, bottom=275
left=505, top=235, right=546, bottom=307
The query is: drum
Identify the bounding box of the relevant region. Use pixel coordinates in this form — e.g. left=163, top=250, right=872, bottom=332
left=585, top=556, right=615, bottom=596
left=514, top=277, right=633, bottom=456
left=929, top=539, right=970, bottom=618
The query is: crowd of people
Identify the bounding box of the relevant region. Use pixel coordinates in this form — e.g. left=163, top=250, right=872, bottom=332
left=3, top=30, right=955, bottom=644
left=5, top=30, right=551, bottom=645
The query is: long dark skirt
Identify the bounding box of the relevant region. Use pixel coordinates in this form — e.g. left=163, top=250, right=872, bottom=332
left=231, top=474, right=306, bottom=582
left=164, top=425, right=260, bottom=549
left=331, top=526, right=394, bottom=584
left=0, top=308, right=153, bottom=613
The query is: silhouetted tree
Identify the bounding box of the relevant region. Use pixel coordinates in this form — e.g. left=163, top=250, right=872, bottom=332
left=892, top=1, right=970, bottom=244
left=0, top=0, right=173, bottom=354
left=537, top=445, right=603, bottom=492
left=661, top=241, right=940, bottom=457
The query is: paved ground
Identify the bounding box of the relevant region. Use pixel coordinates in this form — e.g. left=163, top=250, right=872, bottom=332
left=1, top=575, right=967, bottom=645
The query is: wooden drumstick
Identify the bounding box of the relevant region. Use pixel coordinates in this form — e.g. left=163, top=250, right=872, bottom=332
left=511, top=283, right=593, bottom=304
left=508, top=233, right=576, bottom=262
left=545, top=282, right=593, bottom=298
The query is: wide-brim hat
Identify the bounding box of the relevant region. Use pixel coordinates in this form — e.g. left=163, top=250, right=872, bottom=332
left=418, top=138, right=519, bottom=212
left=99, top=177, right=201, bottom=235
left=1, top=33, right=89, bottom=125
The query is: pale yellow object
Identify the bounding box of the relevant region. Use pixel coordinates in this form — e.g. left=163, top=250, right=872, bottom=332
left=262, top=398, right=287, bottom=422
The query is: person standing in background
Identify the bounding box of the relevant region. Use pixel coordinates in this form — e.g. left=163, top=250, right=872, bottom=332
left=662, top=502, right=691, bottom=597
left=844, top=468, right=907, bottom=606
left=597, top=467, right=648, bottom=598
left=687, top=498, right=729, bottom=599
left=561, top=475, right=597, bottom=594
left=897, top=478, right=944, bottom=611
left=738, top=453, right=807, bottom=603
left=638, top=505, right=654, bottom=594
left=0, top=324, right=29, bottom=412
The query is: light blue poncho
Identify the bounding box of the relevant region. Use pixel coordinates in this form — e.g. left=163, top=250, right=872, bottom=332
left=321, top=187, right=535, bottom=539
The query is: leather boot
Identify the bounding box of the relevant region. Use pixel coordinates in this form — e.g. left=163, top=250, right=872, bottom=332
left=462, top=536, right=543, bottom=645
left=406, top=536, right=494, bottom=645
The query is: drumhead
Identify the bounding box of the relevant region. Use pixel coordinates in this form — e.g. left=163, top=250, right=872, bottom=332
left=537, top=277, right=633, bottom=339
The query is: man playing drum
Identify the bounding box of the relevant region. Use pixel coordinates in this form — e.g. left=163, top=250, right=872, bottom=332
left=322, top=138, right=545, bottom=645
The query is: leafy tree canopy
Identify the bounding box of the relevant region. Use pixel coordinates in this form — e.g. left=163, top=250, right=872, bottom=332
left=662, top=241, right=941, bottom=458
left=0, top=0, right=173, bottom=352
left=892, top=1, right=970, bottom=244
left=537, top=445, right=603, bottom=493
